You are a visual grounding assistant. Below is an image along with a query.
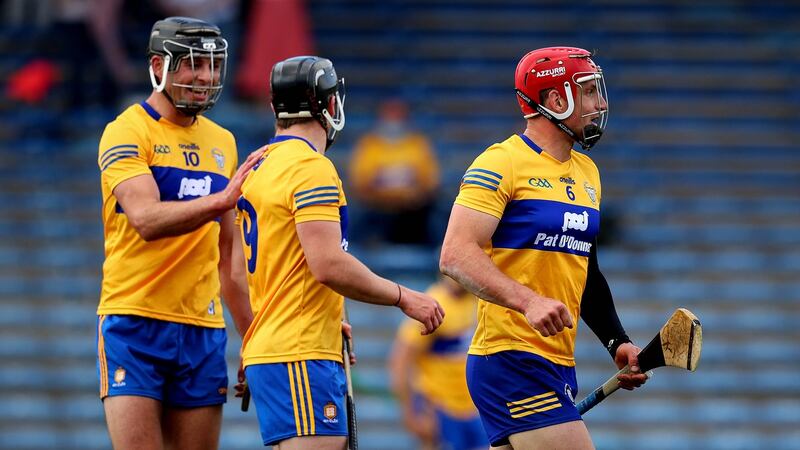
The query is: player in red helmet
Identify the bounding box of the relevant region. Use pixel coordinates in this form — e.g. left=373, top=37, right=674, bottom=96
left=440, top=47, right=647, bottom=449
left=515, top=47, right=608, bottom=150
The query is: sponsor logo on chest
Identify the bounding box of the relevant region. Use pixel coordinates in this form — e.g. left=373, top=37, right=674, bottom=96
left=178, top=175, right=213, bottom=199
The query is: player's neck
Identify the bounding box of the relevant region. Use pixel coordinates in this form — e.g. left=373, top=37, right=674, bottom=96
left=276, top=122, right=328, bottom=155
left=145, top=91, right=195, bottom=127
left=523, top=122, right=573, bottom=162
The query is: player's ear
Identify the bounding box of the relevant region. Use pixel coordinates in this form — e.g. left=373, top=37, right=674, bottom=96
left=547, top=89, right=566, bottom=113
left=150, top=55, right=164, bottom=81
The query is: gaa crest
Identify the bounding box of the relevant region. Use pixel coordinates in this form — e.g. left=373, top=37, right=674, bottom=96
left=211, top=148, right=225, bottom=170
left=112, top=367, right=127, bottom=387
left=324, top=402, right=337, bottom=420
left=583, top=181, right=597, bottom=205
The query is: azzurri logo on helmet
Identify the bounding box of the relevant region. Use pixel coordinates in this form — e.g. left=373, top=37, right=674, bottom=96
left=270, top=56, right=345, bottom=150
left=148, top=16, right=227, bottom=115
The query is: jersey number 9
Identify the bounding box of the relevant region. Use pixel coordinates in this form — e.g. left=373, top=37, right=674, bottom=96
left=236, top=196, right=258, bottom=273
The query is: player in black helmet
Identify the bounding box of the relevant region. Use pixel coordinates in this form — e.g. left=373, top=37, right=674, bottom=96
left=270, top=56, right=346, bottom=150
left=95, top=17, right=263, bottom=450
left=232, top=55, right=444, bottom=449
left=147, top=16, right=229, bottom=115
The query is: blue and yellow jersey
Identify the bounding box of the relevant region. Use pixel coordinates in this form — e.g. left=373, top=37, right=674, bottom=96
left=455, top=134, right=601, bottom=366
left=237, top=136, right=348, bottom=367
left=97, top=102, right=237, bottom=327
left=397, top=282, right=478, bottom=418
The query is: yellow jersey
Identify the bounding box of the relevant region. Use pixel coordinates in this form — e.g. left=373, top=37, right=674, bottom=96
left=237, top=136, right=348, bottom=367
left=97, top=102, right=238, bottom=327
left=348, top=131, right=439, bottom=205
left=455, top=134, right=601, bottom=366
left=397, top=282, right=478, bottom=418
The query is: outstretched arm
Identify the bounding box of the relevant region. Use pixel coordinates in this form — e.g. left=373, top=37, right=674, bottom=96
left=113, top=148, right=265, bottom=241
left=439, top=204, right=573, bottom=337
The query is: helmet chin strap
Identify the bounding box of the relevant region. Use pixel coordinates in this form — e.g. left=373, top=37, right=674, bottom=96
left=582, top=123, right=603, bottom=148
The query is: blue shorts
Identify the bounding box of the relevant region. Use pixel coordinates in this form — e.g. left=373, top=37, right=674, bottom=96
left=96, top=314, right=228, bottom=407
left=437, top=409, right=488, bottom=450
left=413, top=393, right=488, bottom=450
left=246, top=360, right=348, bottom=446
left=466, top=351, right=580, bottom=447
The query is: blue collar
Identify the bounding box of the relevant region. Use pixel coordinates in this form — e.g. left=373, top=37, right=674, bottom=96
left=518, top=133, right=543, bottom=154
left=269, top=135, right=318, bottom=152
left=140, top=101, right=161, bottom=121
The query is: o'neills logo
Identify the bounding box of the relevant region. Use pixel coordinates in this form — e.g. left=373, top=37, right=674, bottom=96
left=536, top=66, right=566, bottom=78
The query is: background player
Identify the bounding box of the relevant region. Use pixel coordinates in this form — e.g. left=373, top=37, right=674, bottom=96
left=439, top=47, right=647, bottom=450
left=388, top=276, right=488, bottom=450
left=96, top=17, right=261, bottom=450
left=235, top=55, right=444, bottom=449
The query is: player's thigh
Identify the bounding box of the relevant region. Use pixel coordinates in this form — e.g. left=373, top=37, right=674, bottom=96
left=276, top=435, right=347, bottom=450
left=507, top=420, right=593, bottom=450
left=162, top=404, right=223, bottom=450
left=163, top=324, right=228, bottom=408
left=103, top=395, right=163, bottom=450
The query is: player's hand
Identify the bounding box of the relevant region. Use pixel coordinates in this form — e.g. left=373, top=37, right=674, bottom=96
left=397, top=286, right=445, bottom=335
left=615, top=342, right=648, bottom=390
left=220, top=145, right=267, bottom=208
left=341, top=321, right=356, bottom=366
left=234, top=359, right=247, bottom=397
left=523, top=295, right=573, bottom=337
left=234, top=361, right=246, bottom=398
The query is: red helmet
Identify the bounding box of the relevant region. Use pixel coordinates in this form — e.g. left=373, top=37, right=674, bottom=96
left=514, top=47, right=608, bottom=149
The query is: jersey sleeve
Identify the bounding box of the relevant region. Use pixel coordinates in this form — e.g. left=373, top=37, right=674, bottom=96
left=454, top=147, right=514, bottom=219
left=291, top=157, right=343, bottom=224
left=98, top=121, right=151, bottom=192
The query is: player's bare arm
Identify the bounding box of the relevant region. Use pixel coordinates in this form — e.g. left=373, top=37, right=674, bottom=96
left=387, top=339, right=437, bottom=443
left=440, top=204, right=573, bottom=337
left=218, top=210, right=253, bottom=337
left=297, top=220, right=444, bottom=334
left=113, top=147, right=265, bottom=241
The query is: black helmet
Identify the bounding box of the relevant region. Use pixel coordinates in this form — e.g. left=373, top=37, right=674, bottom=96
left=147, top=17, right=228, bottom=115
left=270, top=56, right=345, bottom=149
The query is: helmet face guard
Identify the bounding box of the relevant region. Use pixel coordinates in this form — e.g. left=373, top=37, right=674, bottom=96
left=148, top=17, right=228, bottom=116
left=573, top=71, right=608, bottom=148
left=321, top=78, right=346, bottom=149
left=514, top=47, right=609, bottom=150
